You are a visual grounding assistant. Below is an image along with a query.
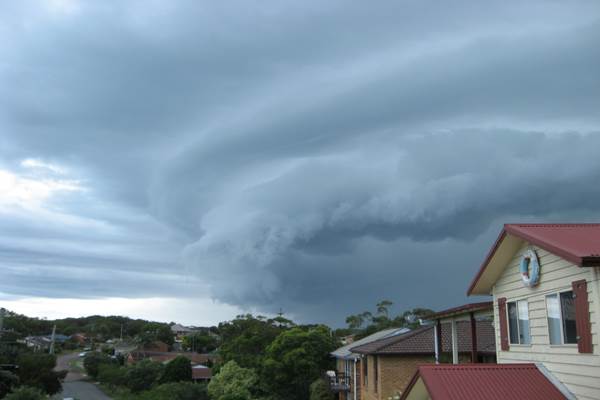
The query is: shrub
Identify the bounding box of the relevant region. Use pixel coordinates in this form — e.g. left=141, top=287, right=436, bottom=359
left=15, top=353, right=66, bottom=395
left=208, top=360, right=258, bottom=400
left=309, top=378, right=333, bottom=400
left=125, top=360, right=163, bottom=393
left=4, top=386, right=45, bottom=400
left=161, top=356, right=192, bottom=383
left=139, top=382, right=209, bottom=400
left=84, top=352, right=114, bottom=379
left=98, top=363, right=127, bottom=387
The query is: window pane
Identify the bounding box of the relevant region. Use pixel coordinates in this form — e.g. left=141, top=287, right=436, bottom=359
left=546, top=294, right=562, bottom=345
left=508, top=302, right=519, bottom=344
left=560, top=291, right=577, bottom=344
left=518, top=301, right=531, bottom=344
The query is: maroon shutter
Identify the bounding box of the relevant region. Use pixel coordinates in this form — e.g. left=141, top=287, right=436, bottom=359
left=572, top=279, right=593, bottom=353
left=498, top=297, right=509, bottom=351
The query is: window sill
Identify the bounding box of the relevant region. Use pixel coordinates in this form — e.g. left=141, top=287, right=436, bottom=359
left=549, top=344, right=577, bottom=348
left=508, top=343, right=532, bottom=347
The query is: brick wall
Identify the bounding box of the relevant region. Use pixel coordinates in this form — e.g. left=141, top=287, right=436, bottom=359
left=360, top=354, right=472, bottom=400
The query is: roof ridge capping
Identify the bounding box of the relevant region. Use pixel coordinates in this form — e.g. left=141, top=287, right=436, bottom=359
left=468, top=223, right=600, bottom=295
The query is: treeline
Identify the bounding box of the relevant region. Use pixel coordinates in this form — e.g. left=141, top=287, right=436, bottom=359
left=1, top=309, right=191, bottom=342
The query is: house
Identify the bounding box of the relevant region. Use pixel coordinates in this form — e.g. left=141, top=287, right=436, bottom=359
left=349, top=319, right=496, bottom=400
left=400, top=364, right=570, bottom=400
left=171, top=323, right=194, bottom=340
left=192, top=364, right=212, bottom=382
left=330, top=328, right=410, bottom=400
left=466, top=223, right=600, bottom=399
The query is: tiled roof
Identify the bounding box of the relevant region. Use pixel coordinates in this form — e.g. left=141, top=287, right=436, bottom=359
left=401, top=364, right=568, bottom=400
left=468, top=223, right=600, bottom=295
left=331, top=327, right=410, bottom=359
left=192, top=365, right=212, bottom=380
left=350, top=321, right=495, bottom=355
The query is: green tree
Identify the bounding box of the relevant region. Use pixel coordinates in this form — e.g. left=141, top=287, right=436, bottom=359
left=309, top=378, right=334, bottom=400
left=161, top=356, right=192, bottom=383
left=97, top=364, right=127, bottom=387
left=139, top=382, right=209, bottom=400
left=182, top=332, right=218, bottom=353
left=0, top=370, right=19, bottom=398
left=261, top=326, right=336, bottom=400
left=126, top=360, right=163, bottom=393
left=218, top=315, right=288, bottom=369
left=83, top=352, right=113, bottom=379
left=4, top=386, right=44, bottom=400
left=208, top=360, right=259, bottom=400
left=16, top=353, right=66, bottom=395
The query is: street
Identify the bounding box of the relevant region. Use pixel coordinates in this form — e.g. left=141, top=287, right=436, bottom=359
left=53, top=352, right=112, bottom=400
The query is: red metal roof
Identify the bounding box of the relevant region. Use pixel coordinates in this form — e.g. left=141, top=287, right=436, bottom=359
left=401, top=364, right=567, bottom=400
left=468, top=223, right=600, bottom=295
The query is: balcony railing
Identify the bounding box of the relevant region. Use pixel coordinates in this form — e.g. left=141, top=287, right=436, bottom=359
left=325, top=371, right=351, bottom=392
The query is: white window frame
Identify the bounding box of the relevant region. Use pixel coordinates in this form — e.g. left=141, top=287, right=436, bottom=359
left=545, top=290, right=577, bottom=346
left=507, top=299, right=531, bottom=345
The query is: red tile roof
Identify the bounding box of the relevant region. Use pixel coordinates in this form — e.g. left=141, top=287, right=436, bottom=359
left=350, top=321, right=495, bottom=355
left=401, top=364, right=567, bottom=400
left=468, top=223, right=600, bottom=295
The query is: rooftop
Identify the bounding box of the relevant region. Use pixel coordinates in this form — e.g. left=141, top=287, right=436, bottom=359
left=331, top=327, right=410, bottom=360
left=469, top=223, right=600, bottom=295
left=401, top=364, right=568, bottom=400
left=427, top=302, right=493, bottom=320
left=350, top=321, right=495, bottom=355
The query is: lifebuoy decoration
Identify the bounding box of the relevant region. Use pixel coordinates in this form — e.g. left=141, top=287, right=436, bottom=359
left=520, top=249, right=540, bottom=287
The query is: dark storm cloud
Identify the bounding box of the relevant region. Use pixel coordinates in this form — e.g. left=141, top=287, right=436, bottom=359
left=1, top=0, right=600, bottom=324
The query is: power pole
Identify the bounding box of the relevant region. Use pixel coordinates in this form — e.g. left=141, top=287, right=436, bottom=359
left=120, top=324, right=123, bottom=342
left=49, top=325, right=56, bottom=355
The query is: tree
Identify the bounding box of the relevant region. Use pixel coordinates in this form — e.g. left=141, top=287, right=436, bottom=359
left=98, top=364, right=127, bottom=387
left=309, top=378, right=334, bottom=400
left=161, top=356, right=192, bottom=383
left=261, top=326, right=336, bottom=400
left=15, top=353, right=66, bottom=395
left=218, top=315, right=287, bottom=370
left=4, top=386, right=45, bottom=400
left=182, top=332, right=218, bottom=353
left=140, top=382, right=209, bottom=400
left=208, top=360, right=259, bottom=400
left=376, top=300, right=393, bottom=318
left=125, top=360, right=163, bottom=393
left=0, top=370, right=19, bottom=398
left=83, top=352, right=113, bottom=379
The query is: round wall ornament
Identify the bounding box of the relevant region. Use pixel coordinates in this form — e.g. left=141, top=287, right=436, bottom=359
left=519, top=248, right=540, bottom=288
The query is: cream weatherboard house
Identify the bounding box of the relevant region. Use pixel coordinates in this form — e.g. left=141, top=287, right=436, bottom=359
left=468, top=224, right=600, bottom=400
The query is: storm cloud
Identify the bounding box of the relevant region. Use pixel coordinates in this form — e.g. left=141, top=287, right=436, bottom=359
left=1, top=0, right=600, bottom=325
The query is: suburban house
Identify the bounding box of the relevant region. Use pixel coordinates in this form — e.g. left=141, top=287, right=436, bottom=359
left=171, top=323, right=194, bottom=339
left=330, top=328, right=410, bottom=400
left=192, top=364, right=212, bottom=382
left=468, top=223, right=600, bottom=399
left=349, top=318, right=496, bottom=400
left=400, top=223, right=599, bottom=399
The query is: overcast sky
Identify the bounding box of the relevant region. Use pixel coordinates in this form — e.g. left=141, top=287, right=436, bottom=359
left=1, top=1, right=599, bottom=327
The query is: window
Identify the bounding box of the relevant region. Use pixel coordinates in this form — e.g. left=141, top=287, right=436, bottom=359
left=546, top=291, right=577, bottom=345
left=507, top=300, right=531, bottom=344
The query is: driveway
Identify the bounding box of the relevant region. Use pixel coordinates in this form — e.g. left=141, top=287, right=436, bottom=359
left=53, top=353, right=112, bottom=400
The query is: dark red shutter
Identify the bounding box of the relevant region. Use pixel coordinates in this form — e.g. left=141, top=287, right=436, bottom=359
left=498, top=297, right=509, bottom=351
left=572, top=279, right=593, bottom=353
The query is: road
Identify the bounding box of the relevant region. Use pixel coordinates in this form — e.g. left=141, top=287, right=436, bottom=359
left=53, top=352, right=112, bottom=400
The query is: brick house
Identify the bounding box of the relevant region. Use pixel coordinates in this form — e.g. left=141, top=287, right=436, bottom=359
left=330, top=328, right=409, bottom=400
left=349, top=320, right=496, bottom=400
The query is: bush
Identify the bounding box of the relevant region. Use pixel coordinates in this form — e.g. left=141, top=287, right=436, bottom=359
left=84, top=352, right=114, bottom=379
left=161, top=356, right=192, bottom=383
left=0, top=370, right=19, bottom=398
left=208, top=360, right=258, bottom=400
left=309, top=378, right=333, bottom=400
left=98, top=363, right=127, bottom=387
left=139, top=382, right=209, bottom=400
left=15, top=353, right=66, bottom=395
left=125, top=360, right=163, bottom=393
left=4, top=386, right=45, bottom=400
